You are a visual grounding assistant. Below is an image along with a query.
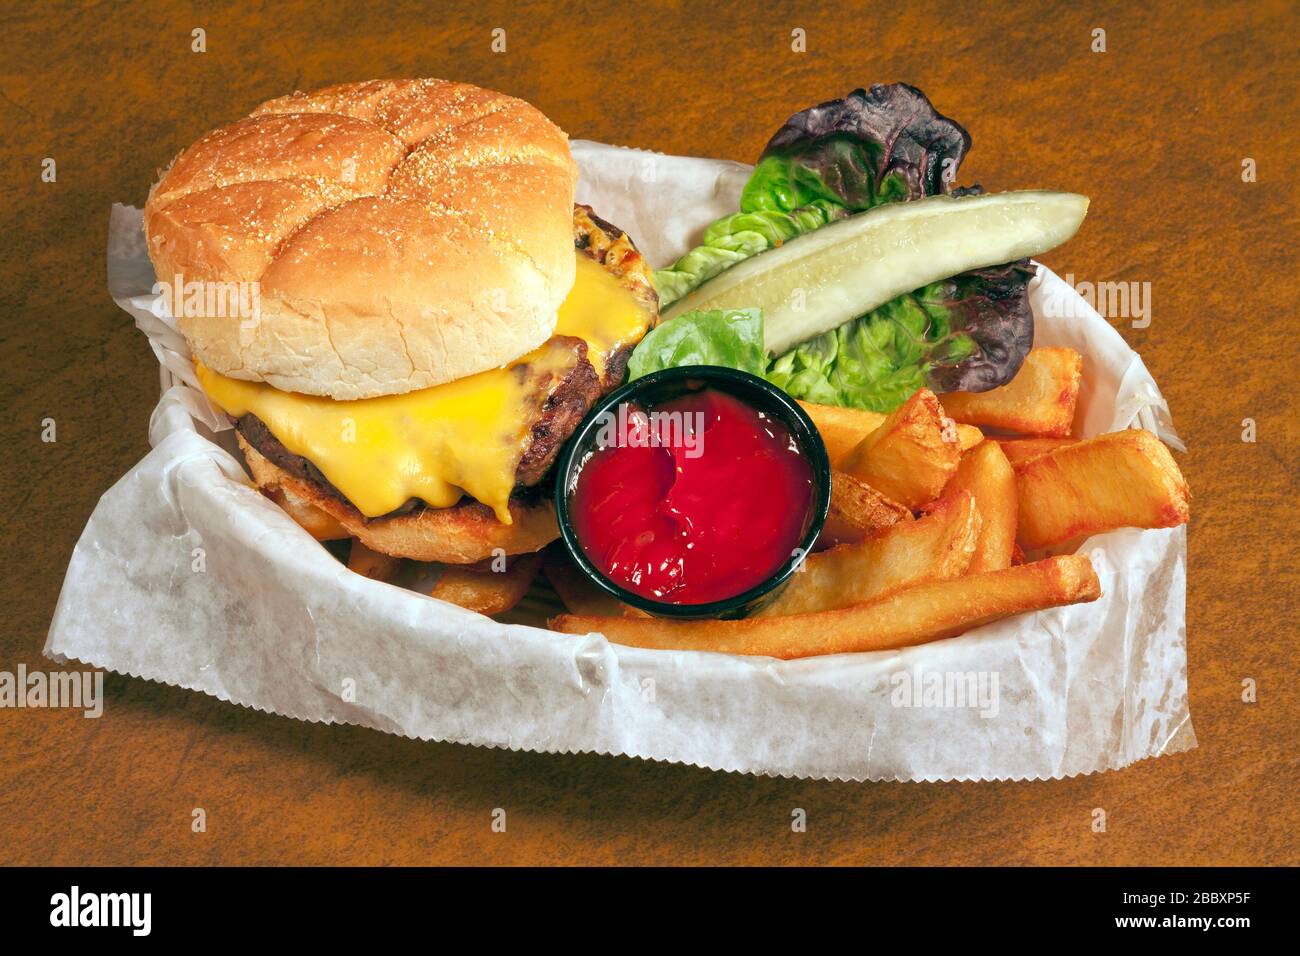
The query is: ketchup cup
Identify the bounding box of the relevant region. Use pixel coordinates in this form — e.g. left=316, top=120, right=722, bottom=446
left=554, top=366, right=831, bottom=620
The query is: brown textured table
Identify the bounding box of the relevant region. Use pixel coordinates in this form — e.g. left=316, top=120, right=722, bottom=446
left=2, top=0, right=1296, bottom=866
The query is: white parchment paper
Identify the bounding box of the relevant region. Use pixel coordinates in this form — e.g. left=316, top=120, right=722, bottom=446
left=46, top=141, right=1194, bottom=780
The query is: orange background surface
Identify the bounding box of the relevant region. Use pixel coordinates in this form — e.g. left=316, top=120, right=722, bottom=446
left=1, top=0, right=1296, bottom=865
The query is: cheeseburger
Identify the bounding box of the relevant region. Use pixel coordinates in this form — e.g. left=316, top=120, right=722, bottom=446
left=144, top=78, right=658, bottom=563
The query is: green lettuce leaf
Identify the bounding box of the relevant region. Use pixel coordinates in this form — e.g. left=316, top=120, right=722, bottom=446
left=655, top=84, right=970, bottom=308
left=627, top=308, right=765, bottom=381
left=653, top=207, right=832, bottom=308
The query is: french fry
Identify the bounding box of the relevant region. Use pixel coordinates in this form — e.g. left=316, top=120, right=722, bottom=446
left=759, top=492, right=979, bottom=616
left=541, top=546, right=623, bottom=616
left=797, top=401, right=887, bottom=464
left=1014, top=429, right=1190, bottom=549
left=428, top=552, right=543, bottom=616
left=942, top=440, right=1017, bottom=572
left=800, top=400, right=981, bottom=466
left=550, top=555, right=1102, bottom=659
left=265, top=486, right=350, bottom=541
left=941, top=347, right=1082, bottom=437
left=346, top=538, right=403, bottom=582
left=839, top=389, right=961, bottom=508
left=959, top=425, right=985, bottom=451
left=997, top=437, right=1077, bottom=465
left=821, top=470, right=913, bottom=547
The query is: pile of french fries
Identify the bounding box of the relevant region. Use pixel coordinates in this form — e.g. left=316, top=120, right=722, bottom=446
left=547, top=347, right=1190, bottom=659
left=340, top=539, right=543, bottom=616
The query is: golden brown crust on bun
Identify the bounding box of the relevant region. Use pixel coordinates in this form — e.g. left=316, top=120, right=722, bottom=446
left=238, top=434, right=560, bottom=563
left=145, top=78, right=579, bottom=400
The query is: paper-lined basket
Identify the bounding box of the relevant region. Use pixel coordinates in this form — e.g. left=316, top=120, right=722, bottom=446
left=49, top=141, right=1194, bottom=780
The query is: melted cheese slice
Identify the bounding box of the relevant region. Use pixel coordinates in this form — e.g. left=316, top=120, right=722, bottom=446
left=555, top=255, right=650, bottom=376
left=196, top=254, right=651, bottom=523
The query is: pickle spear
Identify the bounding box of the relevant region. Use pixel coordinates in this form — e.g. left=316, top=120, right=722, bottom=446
left=661, top=190, right=1089, bottom=356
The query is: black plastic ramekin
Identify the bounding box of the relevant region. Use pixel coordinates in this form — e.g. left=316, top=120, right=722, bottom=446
left=553, top=366, right=831, bottom=620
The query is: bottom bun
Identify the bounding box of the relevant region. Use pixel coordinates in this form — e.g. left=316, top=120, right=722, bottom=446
left=238, top=434, right=560, bottom=563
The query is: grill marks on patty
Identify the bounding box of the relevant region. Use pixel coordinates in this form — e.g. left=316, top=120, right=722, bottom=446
left=514, top=337, right=601, bottom=487
left=236, top=412, right=344, bottom=501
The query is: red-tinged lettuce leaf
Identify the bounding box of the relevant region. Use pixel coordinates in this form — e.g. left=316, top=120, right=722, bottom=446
left=740, top=83, right=972, bottom=215
left=924, top=259, right=1036, bottom=393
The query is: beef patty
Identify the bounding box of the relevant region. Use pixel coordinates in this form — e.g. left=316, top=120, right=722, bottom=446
left=235, top=334, right=625, bottom=517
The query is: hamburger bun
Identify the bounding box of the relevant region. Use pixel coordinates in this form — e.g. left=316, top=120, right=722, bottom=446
left=149, top=79, right=658, bottom=568
left=144, top=78, right=579, bottom=400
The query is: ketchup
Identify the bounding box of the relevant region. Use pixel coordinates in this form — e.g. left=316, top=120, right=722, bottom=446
left=570, top=388, right=814, bottom=605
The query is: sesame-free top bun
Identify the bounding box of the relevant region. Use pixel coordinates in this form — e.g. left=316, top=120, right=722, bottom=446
left=144, top=79, right=579, bottom=400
